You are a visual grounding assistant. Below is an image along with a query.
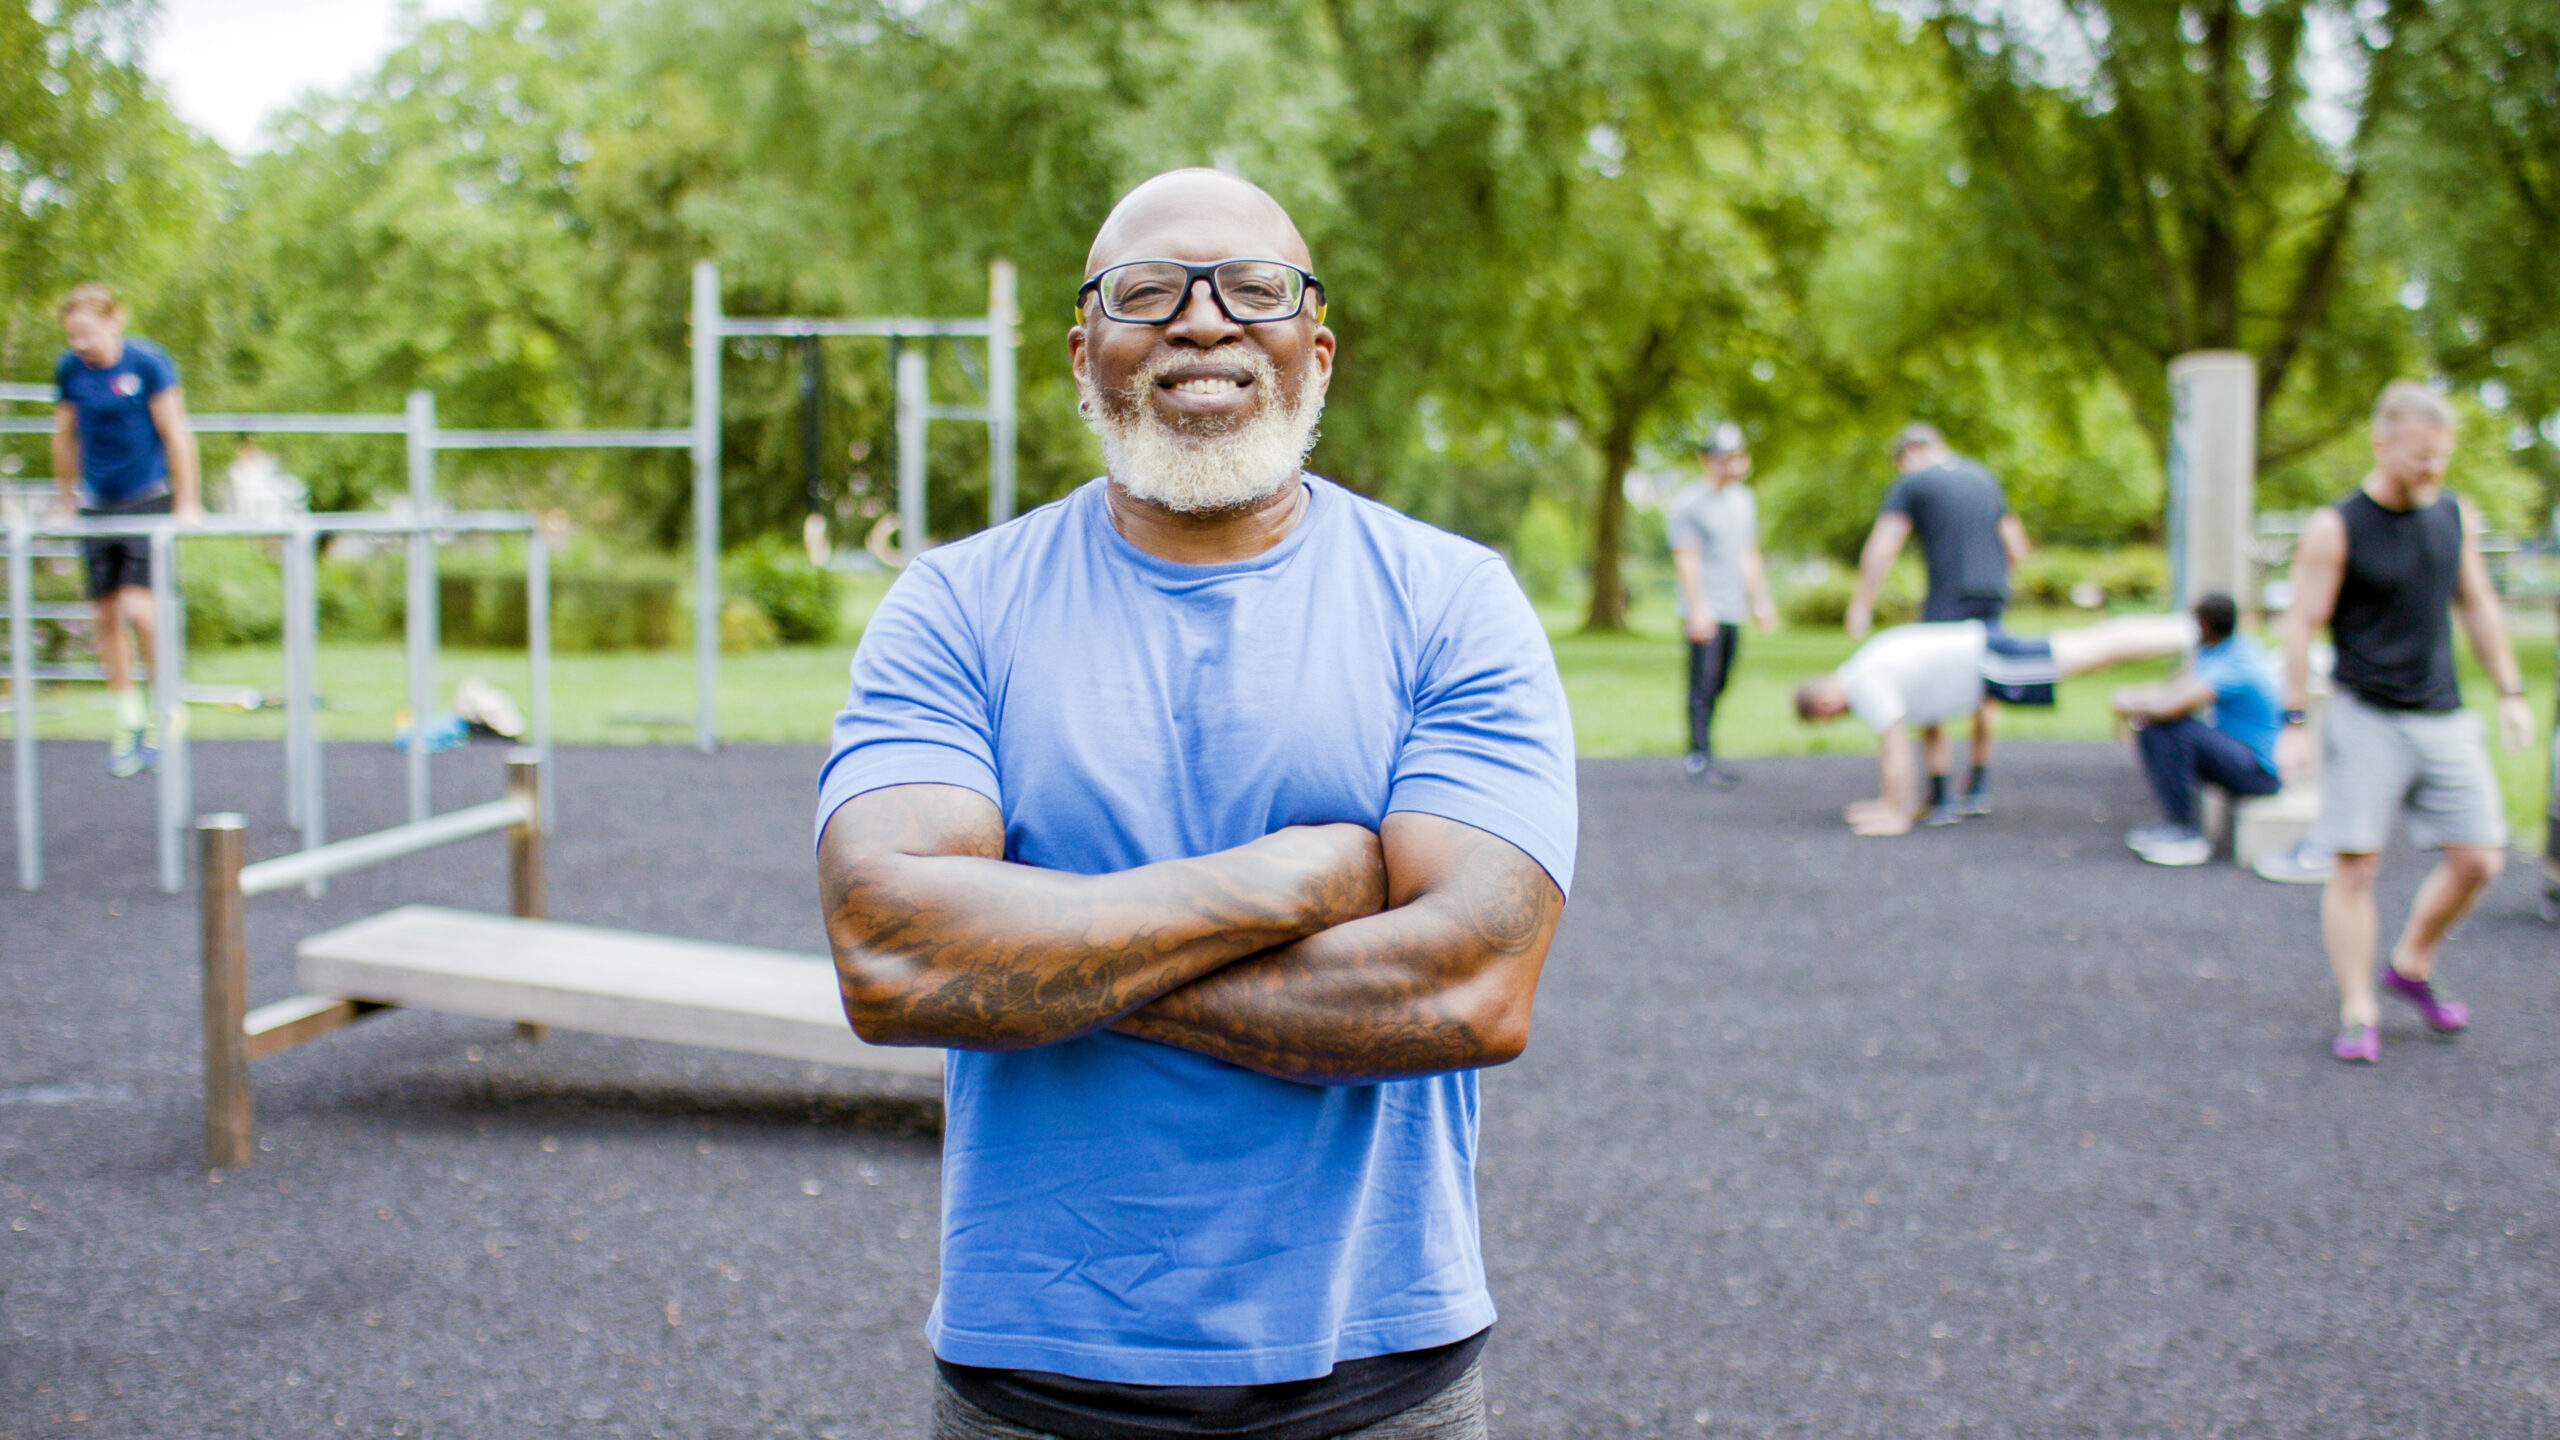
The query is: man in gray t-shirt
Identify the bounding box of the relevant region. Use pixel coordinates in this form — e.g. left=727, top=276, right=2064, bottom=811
left=1664, top=423, right=1776, bottom=788
left=1845, top=423, right=2029, bottom=823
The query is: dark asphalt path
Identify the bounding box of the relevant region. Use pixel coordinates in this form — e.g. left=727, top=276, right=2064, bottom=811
left=2, top=740, right=2554, bottom=1439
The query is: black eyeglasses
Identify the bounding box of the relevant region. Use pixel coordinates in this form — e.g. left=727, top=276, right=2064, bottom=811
left=1078, top=258, right=1325, bottom=325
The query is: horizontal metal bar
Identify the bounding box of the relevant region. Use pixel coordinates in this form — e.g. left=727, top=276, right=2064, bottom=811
left=8, top=512, right=536, bottom=539
left=0, top=383, right=54, bottom=404
left=925, top=406, right=997, bottom=423
left=720, top=318, right=994, bottom=339
left=431, top=428, right=691, bottom=451
left=0, top=413, right=409, bottom=437
left=237, top=796, right=530, bottom=897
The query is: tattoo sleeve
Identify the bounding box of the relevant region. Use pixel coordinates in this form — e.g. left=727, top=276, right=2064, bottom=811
left=1110, top=812, right=1564, bottom=1086
left=818, top=784, right=1388, bottom=1050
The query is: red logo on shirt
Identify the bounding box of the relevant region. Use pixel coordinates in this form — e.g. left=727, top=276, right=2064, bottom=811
left=112, top=373, right=142, bottom=398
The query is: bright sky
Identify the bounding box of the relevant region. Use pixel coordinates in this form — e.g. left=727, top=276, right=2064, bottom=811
left=144, top=0, right=477, bottom=155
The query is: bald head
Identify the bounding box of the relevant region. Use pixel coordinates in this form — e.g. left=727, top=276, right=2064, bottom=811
left=1086, top=169, right=1313, bottom=277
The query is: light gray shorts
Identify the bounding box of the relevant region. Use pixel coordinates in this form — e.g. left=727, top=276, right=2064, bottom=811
left=2310, top=689, right=2509, bottom=855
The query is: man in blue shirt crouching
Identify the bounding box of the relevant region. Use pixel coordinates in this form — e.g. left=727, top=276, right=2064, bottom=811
left=2109, top=591, right=2283, bottom=866
left=815, top=170, right=1578, bottom=1439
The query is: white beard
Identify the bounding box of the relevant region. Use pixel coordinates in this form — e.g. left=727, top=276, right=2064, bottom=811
left=1081, top=349, right=1325, bottom=514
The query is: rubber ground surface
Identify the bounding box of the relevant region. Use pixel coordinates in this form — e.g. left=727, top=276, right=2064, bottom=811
left=3, top=740, right=2555, bottom=1439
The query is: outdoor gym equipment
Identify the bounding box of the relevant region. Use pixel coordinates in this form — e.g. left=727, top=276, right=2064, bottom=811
left=6, top=510, right=552, bottom=894
left=7, top=258, right=1020, bottom=760
left=686, top=259, right=1019, bottom=753
left=198, top=752, right=937, bottom=1169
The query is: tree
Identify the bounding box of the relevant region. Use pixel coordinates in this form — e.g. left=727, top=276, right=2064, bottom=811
left=1922, top=0, right=2421, bottom=470
left=0, top=0, right=216, bottom=382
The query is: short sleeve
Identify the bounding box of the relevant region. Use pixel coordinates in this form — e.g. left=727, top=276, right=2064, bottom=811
left=139, top=344, right=178, bottom=396
left=1387, top=558, right=1579, bottom=896
left=1843, top=670, right=1905, bottom=732
left=53, top=353, right=73, bottom=403
left=1664, top=495, right=1703, bottom=555
left=814, top=560, right=1001, bottom=847
left=1879, top=477, right=1915, bottom=517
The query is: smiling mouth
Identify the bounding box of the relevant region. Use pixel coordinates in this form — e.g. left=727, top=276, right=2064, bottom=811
left=1162, top=374, right=1252, bottom=396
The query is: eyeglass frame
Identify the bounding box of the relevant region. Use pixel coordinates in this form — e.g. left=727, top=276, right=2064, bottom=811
left=1076, top=258, right=1327, bottom=327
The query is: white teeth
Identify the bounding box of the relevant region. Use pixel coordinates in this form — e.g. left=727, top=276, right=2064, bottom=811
left=1168, top=377, right=1245, bottom=394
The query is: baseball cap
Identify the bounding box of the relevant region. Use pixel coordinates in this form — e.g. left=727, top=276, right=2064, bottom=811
left=1891, top=422, right=1943, bottom=455
left=1696, top=422, right=1747, bottom=457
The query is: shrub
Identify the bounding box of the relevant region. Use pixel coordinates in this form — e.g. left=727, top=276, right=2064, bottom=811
left=722, top=535, right=846, bottom=646
left=316, top=548, right=406, bottom=640
left=179, top=539, right=285, bottom=648
left=1776, top=563, right=1918, bottom=630
left=720, top=594, right=780, bottom=653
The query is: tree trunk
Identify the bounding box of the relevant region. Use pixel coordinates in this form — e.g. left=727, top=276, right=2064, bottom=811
left=1582, top=416, right=1638, bottom=633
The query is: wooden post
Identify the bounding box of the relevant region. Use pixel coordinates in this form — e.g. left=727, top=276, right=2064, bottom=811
left=200, top=815, right=254, bottom=1168
left=507, top=751, right=550, bottom=1042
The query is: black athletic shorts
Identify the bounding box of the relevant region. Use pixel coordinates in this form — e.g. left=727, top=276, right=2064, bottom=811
left=1979, top=626, right=2059, bottom=707
left=80, top=493, right=171, bottom=600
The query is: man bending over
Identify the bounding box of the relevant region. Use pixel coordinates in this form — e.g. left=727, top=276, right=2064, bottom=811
left=1795, top=614, right=2195, bottom=836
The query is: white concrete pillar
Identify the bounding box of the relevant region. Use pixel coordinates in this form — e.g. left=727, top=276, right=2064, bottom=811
left=2167, top=352, right=2257, bottom=609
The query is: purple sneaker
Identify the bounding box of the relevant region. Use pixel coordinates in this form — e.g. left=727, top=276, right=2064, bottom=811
left=2381, top=967, right=2470, bottom=1034
left=2332, top=1024, right=2380, bottom=1064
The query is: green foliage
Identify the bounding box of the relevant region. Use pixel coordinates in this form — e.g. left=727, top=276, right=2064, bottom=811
left=177, top=539, right=284, bottom=648
left=2010, top=545, right=2169, bottom=610
left=1776, top=563, right=1919, bottom=630
left=721, top=534, right=846, bottom=645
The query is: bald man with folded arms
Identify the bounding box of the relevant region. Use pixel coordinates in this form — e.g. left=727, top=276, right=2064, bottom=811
left=817, top=170, right=1576, bottom=1440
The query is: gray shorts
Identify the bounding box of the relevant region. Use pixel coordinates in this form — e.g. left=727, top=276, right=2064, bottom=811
left=928, top=1361, right=1488, bottom=1440
left=2310, top=689, right=2509, bottom=855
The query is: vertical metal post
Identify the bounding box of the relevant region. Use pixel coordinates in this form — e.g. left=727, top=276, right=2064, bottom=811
left=200, top=814, right=253, bottom=1169
left=404, top=390, right=438, bottom=823
left=8, top=519, right=36, bottom=891
left=691, top=260, right=722, bottom=755
left=152, top=526, right=187, bottom=895
left=987, top=260, right=1017, bottom=526
left=528, top=528, right=553, bottom=833
left=506, top=751, right=549, bottom=1043
left=897, top=343, right=930, bottom=556
left=280, top=520, right=311, bottom=832
left=284, top=521, right=325, bottom=895
left=800, top=335, right=825, bottom=514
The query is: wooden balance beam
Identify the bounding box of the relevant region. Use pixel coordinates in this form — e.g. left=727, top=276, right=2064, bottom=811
left=199, top=753, right=937, bottom=1168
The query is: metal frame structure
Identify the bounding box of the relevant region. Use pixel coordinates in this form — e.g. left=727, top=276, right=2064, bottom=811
left=689, top=259, right=1017, bottom=752
left=6, top=255, right=1021, bottom=764
left=6, top=511, right=550, bottom=895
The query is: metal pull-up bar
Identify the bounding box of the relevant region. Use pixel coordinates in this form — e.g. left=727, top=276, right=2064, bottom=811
left=687, top=259, right=1018, bottom=754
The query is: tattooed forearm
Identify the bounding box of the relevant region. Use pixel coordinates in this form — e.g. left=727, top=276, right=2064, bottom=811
left=1112, top=813, right=1564, bottom=1085
left=817, top=784, right=1388, bottom=1049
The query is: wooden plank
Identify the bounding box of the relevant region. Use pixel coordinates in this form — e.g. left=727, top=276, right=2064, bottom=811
left=243, top=994, right=391, bottom=1061
left=295, top=906, right=943, bottom=1078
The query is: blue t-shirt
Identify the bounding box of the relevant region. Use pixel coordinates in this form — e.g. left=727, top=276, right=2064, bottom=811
left=55, top=338, right=179, bottom=506
left=816, top=476, right=1578, bottom=1386
left=2193, top=634, right=2282, bottom=772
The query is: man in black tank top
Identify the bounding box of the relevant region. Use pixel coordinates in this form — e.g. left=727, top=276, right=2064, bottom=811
left=2275, top=381, right=2537, bottom=1065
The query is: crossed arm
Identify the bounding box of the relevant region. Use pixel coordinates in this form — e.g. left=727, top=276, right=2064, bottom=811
left=816, top=784, right=1564, bottom=1085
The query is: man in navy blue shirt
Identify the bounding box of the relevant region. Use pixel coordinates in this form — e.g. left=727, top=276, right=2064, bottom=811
left=51, top=284, right=200, bottom=777
left=817, top=170, right=1576, bottom=1439
left=1846, top=423, right=2029, bottom=824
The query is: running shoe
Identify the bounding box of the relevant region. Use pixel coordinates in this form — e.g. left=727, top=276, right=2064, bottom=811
left=2253, top=839, right=2334, bottom=885
left=108, top=729, right=155, bottom=779
left=1682, top=751, right=1710, bottom=780
left=2381, top=967, right=2470, bottom=1034
left=2125, top=821, right=2188, bottom=852
left=2331, top=1023, right=2380, bottom=1064
left=1955, top=789, right=1993, bottom=817
left=1921, top=802, right=1963, bottom=828
left=2132, top=828, right=2211, bottom=867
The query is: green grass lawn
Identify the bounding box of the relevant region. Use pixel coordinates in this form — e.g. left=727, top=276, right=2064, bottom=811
left=10, top=591, right=2555, bottom=845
